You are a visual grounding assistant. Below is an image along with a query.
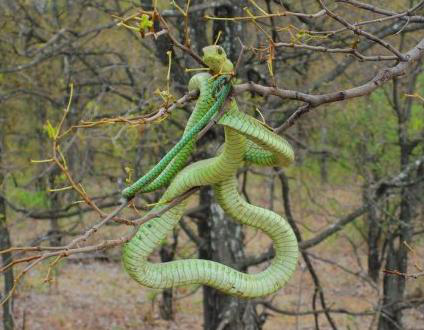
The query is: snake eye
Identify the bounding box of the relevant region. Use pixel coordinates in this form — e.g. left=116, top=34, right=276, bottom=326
left=217, top=47, right=223, bottom=55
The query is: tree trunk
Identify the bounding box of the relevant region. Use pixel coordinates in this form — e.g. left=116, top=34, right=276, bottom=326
left=378, top=76, right=417, bottom=330
left=0, top=215, right=14, bottom=330
left=378, top=185, right=413, bottom=329
left=0, top=203, right=14, bottom=330
left=194, top=5, right=262, bottom=329
left=363, top=186, right=382, bottom=282
left=0, top=121, right=14, bottom=330
left=144, top=2, right=259, bottom=327
left=319, top=125, right=328, bottom=184
left=159, top=230, right=178, bottom=320
left=198, top=188, right=261, bottom=330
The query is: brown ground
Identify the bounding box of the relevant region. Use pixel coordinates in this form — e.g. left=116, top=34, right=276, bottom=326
left=4, top=179, right=424, bottom=329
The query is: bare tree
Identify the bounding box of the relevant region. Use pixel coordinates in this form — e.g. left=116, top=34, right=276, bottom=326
left=0, top=114, right=14, bottom=330
left=0, top=1, right=423, bottom=329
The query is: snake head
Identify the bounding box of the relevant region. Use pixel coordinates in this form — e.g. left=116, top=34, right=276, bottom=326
left=202, top=45, right=234, bottom=75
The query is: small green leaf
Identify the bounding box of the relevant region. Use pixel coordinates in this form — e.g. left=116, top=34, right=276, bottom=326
left=139, top=14, right=153, bottom=31
left=43, top=120, right=57, bottom=139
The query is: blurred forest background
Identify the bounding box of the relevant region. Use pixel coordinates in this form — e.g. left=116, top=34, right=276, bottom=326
left=0, top=1, right=423, bottom=329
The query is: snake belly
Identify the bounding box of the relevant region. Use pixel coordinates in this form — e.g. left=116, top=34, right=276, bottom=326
left=122, top=98, right=299, bottom=298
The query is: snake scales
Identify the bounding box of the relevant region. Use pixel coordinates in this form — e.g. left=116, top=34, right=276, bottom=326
left=121, top=45, right=298, bottom=298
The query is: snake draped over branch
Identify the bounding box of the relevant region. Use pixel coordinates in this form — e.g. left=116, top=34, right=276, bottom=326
left=121, top=45, right=299, bottom=298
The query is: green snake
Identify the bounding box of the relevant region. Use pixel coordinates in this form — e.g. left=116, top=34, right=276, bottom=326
left=121, top=45, right=298, bottom=298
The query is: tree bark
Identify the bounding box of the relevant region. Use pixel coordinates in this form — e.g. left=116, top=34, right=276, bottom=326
left=319, top=125, right=329, bottom=184
left=0, top=209, right=14, bottom=330
left=194, top=4, right=262, bottom=330
left=198, top=188, right=261, bottom=330
left=0, top=120, right=14, bottom=330
left=363, top=185, right=382, bottom=282
left=377, top=74, right=418, bottom=330
left=159, top=230, right=178, bottom=320
left=378, top=165, right=413, bottom=330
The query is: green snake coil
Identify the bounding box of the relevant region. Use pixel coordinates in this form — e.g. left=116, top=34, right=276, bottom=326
left=122, top=46, right=298, bottom=298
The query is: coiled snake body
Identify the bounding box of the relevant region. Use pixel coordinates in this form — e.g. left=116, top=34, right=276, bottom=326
left=122, top=46, right=298, bottom=298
